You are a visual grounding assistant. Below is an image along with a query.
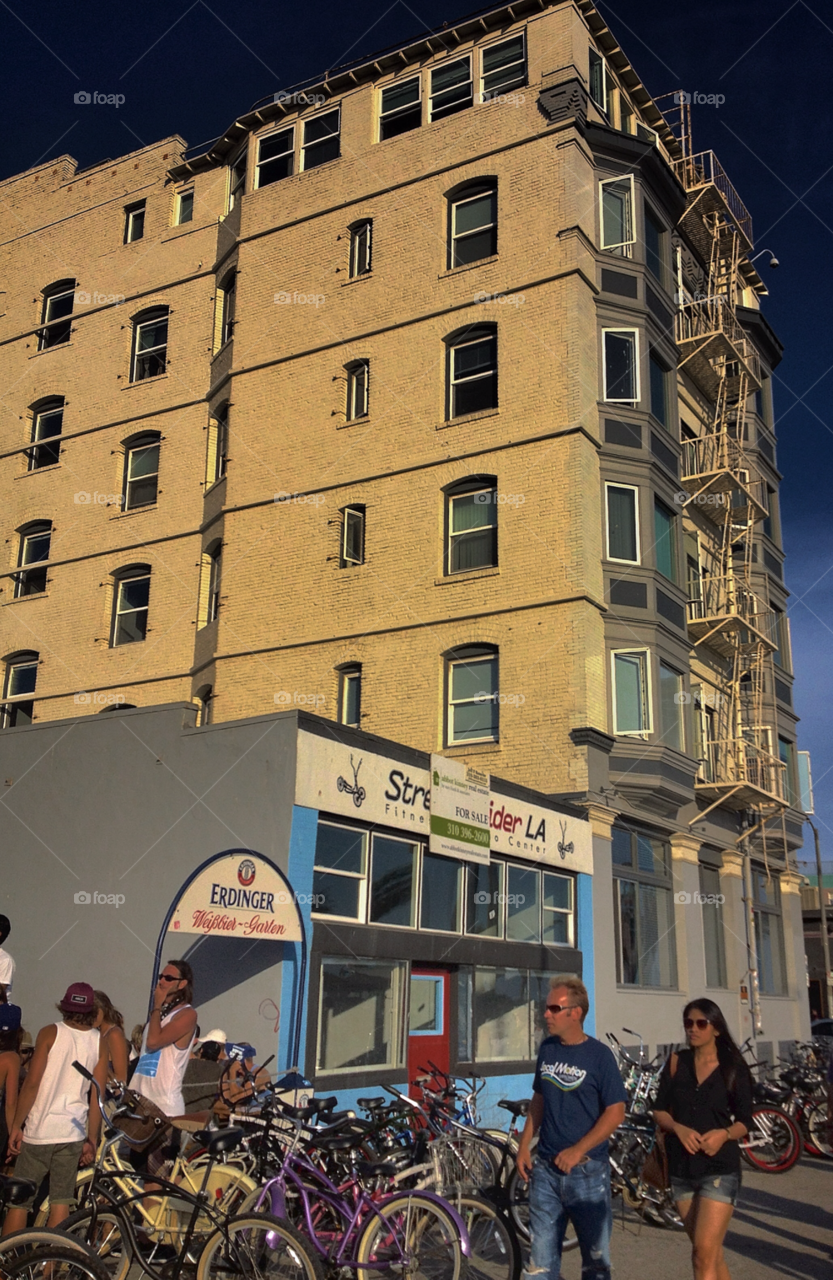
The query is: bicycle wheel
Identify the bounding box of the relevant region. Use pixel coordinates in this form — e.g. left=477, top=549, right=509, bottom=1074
left=356, top=1192, right=464, bottom=1280
left=806, top=1102, right=833, bottom=1158
left=0, top=1231, right=96, bottom=1266
left=740, top=1106, right=801, bottom=1172
left=449, top=1194, right=520, bottom=1280
left=61, top=1206, right=131, bottom=1280
left=504, top=1165, right=578, bottom=1253
left=196, top=1213, right=325, bottom=1280
left=2, top=1245, right=113, bottom=1280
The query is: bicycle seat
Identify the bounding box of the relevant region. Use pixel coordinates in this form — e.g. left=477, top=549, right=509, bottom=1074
left=0, top=1175, right=37, bottom=1205
left=498, top=1099, right=529, bottom=1118
left=356, top=1159, right=398, bottom=1179
left=195, top=1127, right=245, bottom=1155
left=282, top=1096, right=338, bottom=1121
left=357, top=1097, right=386, bottom=1110
left=313, top=1133, right=359, bottom=1152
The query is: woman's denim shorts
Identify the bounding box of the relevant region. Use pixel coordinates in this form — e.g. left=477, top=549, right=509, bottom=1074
left=670, top=1171, right=740, bottom=1206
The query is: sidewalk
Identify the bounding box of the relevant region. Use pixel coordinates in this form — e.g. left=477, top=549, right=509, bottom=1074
left=559, top=1156, right=833, bottom=1279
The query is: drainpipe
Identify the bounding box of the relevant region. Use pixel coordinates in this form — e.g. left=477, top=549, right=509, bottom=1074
left=741, top=812, right=763, bottom=1037
left=809, top=820, right=833, bottom=1019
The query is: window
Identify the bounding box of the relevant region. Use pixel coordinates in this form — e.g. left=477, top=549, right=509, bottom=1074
left=341, top=505, right=365, bottom=567
left=447, top=479, right=497, bottom=574
left=447, top=647, right=499, bottom=744
left=349, top=221, right=372, bottom=277
left=544, top=873, right=574, bottom=946
left=420, top=852, right=463, bottom=932
left=123, top=435, right=160, bottom=510
left=338, top=665, right=361, bottom=728
left=700, top=865, right=727, bottom=988
left=345, top=361, right=369, bottom=421
left=38, top=281, right=75, bottom=350
left=752, top=870, right=787, bottom=995
left=206, top=544, right=222, bottom=624
left=447, top=327, right=497, bottom=419
left=14, top=524, right=51, bottom=598
left=228, top=149, right=247, bottom=209
left=465, top=861, right=504, bottom=937
left=256, top=127, right=293, bottom=187
left=612, top=650, right=651, bottom=736
left=605, top=484, right=639, bottom=563
left=644, top=205, right=667, bottom=285
left=649, top=354, right=670, bottom=428
left=313, top=822, right=368, bottom=920
left=131, top=308, right=168, bottom=381
left=302, top=110, right=340, bottom=170
left=458, top=967, right=562, bottom=1064
left=430, top=56, right=472, bottom=121
left=28, top=399, right=64, bottom=470
left=195, top=685, right=212, bottom=726
left=763, top=486, right=778, bottom=542
left=772, top=606, right=791, bottom=671
left=176, top=189, right=194, bottom=224
left=380, top=77, right=421, bottom=139
left=589, top=49, right=606, bottom=110
left=219, top=271, right=236, bottom=346
left=449, top=184, right=497, bottom=267
left=1, top=653, right=38, bottom=728
left=481, top=33, right=526, bottom=99
left=316, top=957, right=406, bottom=1074
left=506, top=865, right=540, bottom=943
left=603, top=329, right=639, bottom=403
left=112, top=568, right=150, bottom=646
left=654, top=498, right=678, bottom=581
left=600, top=177, right=634, bottom=257
left=208, top=405, right=229, bottom=485
left=612, top=824, right=677, bottom=988
left=778, top=737, right=797, bottom=807
left=658, top=661, right=684, bottom=751
left=124, top=201, right=145, bottom=243
left=370, top=834, right=418, bottom=927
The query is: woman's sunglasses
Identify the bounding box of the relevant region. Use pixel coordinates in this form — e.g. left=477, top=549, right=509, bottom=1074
left=684, top=1017, right=711, bottom=1030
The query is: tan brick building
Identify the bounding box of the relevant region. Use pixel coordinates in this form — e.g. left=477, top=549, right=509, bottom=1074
left=0, top=0, right=808, bottom=1050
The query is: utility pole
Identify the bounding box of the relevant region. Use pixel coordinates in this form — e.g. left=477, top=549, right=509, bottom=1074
left=741, top=812, right=763, bottom=1038
left=809, top=821, right=832, bottom=1019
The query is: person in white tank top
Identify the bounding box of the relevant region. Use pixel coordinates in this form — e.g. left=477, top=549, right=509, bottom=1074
left=133, top=959, right=197, bottom=1116
left=2, top=982, right=108, bottom=1237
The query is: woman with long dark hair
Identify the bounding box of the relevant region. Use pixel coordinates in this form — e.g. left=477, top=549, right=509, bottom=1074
left=93, top=990, right=129, bottom=1085
left=653, top=998, right=753, bottom=1280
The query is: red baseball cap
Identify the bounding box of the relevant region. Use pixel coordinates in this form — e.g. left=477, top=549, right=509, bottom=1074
left=58, top=982, right=95, bottom=1014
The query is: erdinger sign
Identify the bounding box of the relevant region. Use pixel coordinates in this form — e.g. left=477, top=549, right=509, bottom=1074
left=170, top=853, right=303, bottom=940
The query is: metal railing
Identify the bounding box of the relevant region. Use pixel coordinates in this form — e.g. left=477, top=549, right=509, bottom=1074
left=698, top=737, right=785, bottom=797
left=673, top=150, right=753, bottom=246
left=688, top=574, right=773, bottom=638
left=675, top=297, right=762, bottom=386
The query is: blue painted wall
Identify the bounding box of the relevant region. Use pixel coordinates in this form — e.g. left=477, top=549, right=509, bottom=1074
left=279, top=804, right=318, bottom=1076
left=577, top=871, right=595, bottom=1036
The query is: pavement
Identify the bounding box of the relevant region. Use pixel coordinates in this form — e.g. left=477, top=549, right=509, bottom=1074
left=558, top=1155, right=833, bottom=1280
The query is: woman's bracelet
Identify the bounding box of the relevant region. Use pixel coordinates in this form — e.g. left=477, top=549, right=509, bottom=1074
left=724, top=1126, right=733, bottom=1140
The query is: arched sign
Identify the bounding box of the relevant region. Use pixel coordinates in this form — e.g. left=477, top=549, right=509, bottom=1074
left=152, top=849, right=307, bottom=1068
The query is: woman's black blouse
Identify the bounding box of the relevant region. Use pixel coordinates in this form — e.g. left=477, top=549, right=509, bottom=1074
left=654, top=1049, right=754, bottom=1178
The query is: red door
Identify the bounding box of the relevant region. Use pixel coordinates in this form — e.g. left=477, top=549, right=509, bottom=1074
left=408, top=966, right=450, bottom=1098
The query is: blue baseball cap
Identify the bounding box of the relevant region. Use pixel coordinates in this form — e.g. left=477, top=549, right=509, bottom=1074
left=0, top=1003, right=21, bottom=1031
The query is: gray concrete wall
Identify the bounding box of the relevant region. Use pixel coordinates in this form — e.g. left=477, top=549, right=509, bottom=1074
left=0, top=703, right=298, bottom=1044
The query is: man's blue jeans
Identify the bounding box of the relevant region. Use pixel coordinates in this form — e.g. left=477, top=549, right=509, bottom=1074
left=524, top=1154, right=613, bottom=1280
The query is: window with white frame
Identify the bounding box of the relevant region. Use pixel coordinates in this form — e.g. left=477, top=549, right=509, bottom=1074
left=219, top=270, right=236, bottom=346
left=176, top=189, right=194, bottom=224
left=341, top=505, right=365, bottom=567
left=256, top=127, right=294, bottom=187
left=481, top=33, right=526, bottom=99
left=348, top=221, right=372, bottom=277
left=208, top=405, right=229, bottom=486
left=449, top=184, right=497, bottom=267
left=228, top=150, right=247, bottom=209
left=337, top=665, right=362, bottom=728
left=313, top=822, right=368, bottom=920
left=612, top=649, right=651, bottom=736
left=447, top=647, right=499, bottom=744
left=430, top=56, right=472, bottom=121
left=345, top=360, right=369, bottom=421
left=421, top=852, right=463, bottom=933
left=124, top=201, right=146, bottom=244
left=28, top=399, right=64, bottom=470
left=603, top=329, right=639, bottom=403
left=206, top=544, right=222, bottom=624
left=447, top=326, right=497, bottom=419
left=447, top=478, right=497, bottom=574
left=302, top=109, right=340, bottom=170
left=752, top=870, right=787, bottom=995
left=600, top=177, right=634, bottom=257
left=14, top=524, right=51, bottom=598
left=605, top=483, right=639, bottom=563
left=612, top=824, right=677, bottom=988
left=379, top=76, right=422, bottom=139
left=658, top=661, right=684, bottom=751
left=1, top=653, right=39, bottom=728
left=38, top=281, right=75, bottom=350
left=316, top=957, right=407, bottom=1074
left=130, top=309, right=168, bottom=381
left=195, top=685, right=213, bottom=727
left=123, top=435, right=160, bottom=510
left=112, top=568, right=151, bottom=646
left=654, top=498, right=678, bottom=582
left=589, top=49, right=606, bottom=110
left=700, top=864, right=728, bottom=988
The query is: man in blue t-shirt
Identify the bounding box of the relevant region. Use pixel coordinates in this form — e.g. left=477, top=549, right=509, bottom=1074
left=517, top=975, right=626, bottom=1280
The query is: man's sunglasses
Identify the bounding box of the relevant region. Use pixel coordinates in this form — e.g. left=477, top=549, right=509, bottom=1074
left=684, top=1017, right=711, bottom=1030
left=159, top=974, right=182, bottom=983
left=545, top=1002, right=576, bottom=1014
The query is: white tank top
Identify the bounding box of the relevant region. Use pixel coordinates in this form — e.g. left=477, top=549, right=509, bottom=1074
left=25, top=1022, right=101, bottom=1144
left=133, top=1005, right=195, bottom=1116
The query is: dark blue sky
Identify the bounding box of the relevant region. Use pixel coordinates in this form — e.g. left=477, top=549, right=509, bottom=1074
left=1, top=0, right=829, bottom=862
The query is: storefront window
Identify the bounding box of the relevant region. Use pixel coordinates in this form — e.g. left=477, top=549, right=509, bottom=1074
left=369, top=835, right=418, bottom=927
left=506, top=866, right=540, bottom=942
left=421, top=852, right=463, bottom=932
left=317, top=958, right=406, bottom=1073
left=543, top=873, right=574, bottom=945
left=475, top=967, right=528, bottom=1061
left=465, top=862, right=504, bottom=937
left=313, top=822, right=367, bottom=920
left=612, top=824, right=677, bottom=989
